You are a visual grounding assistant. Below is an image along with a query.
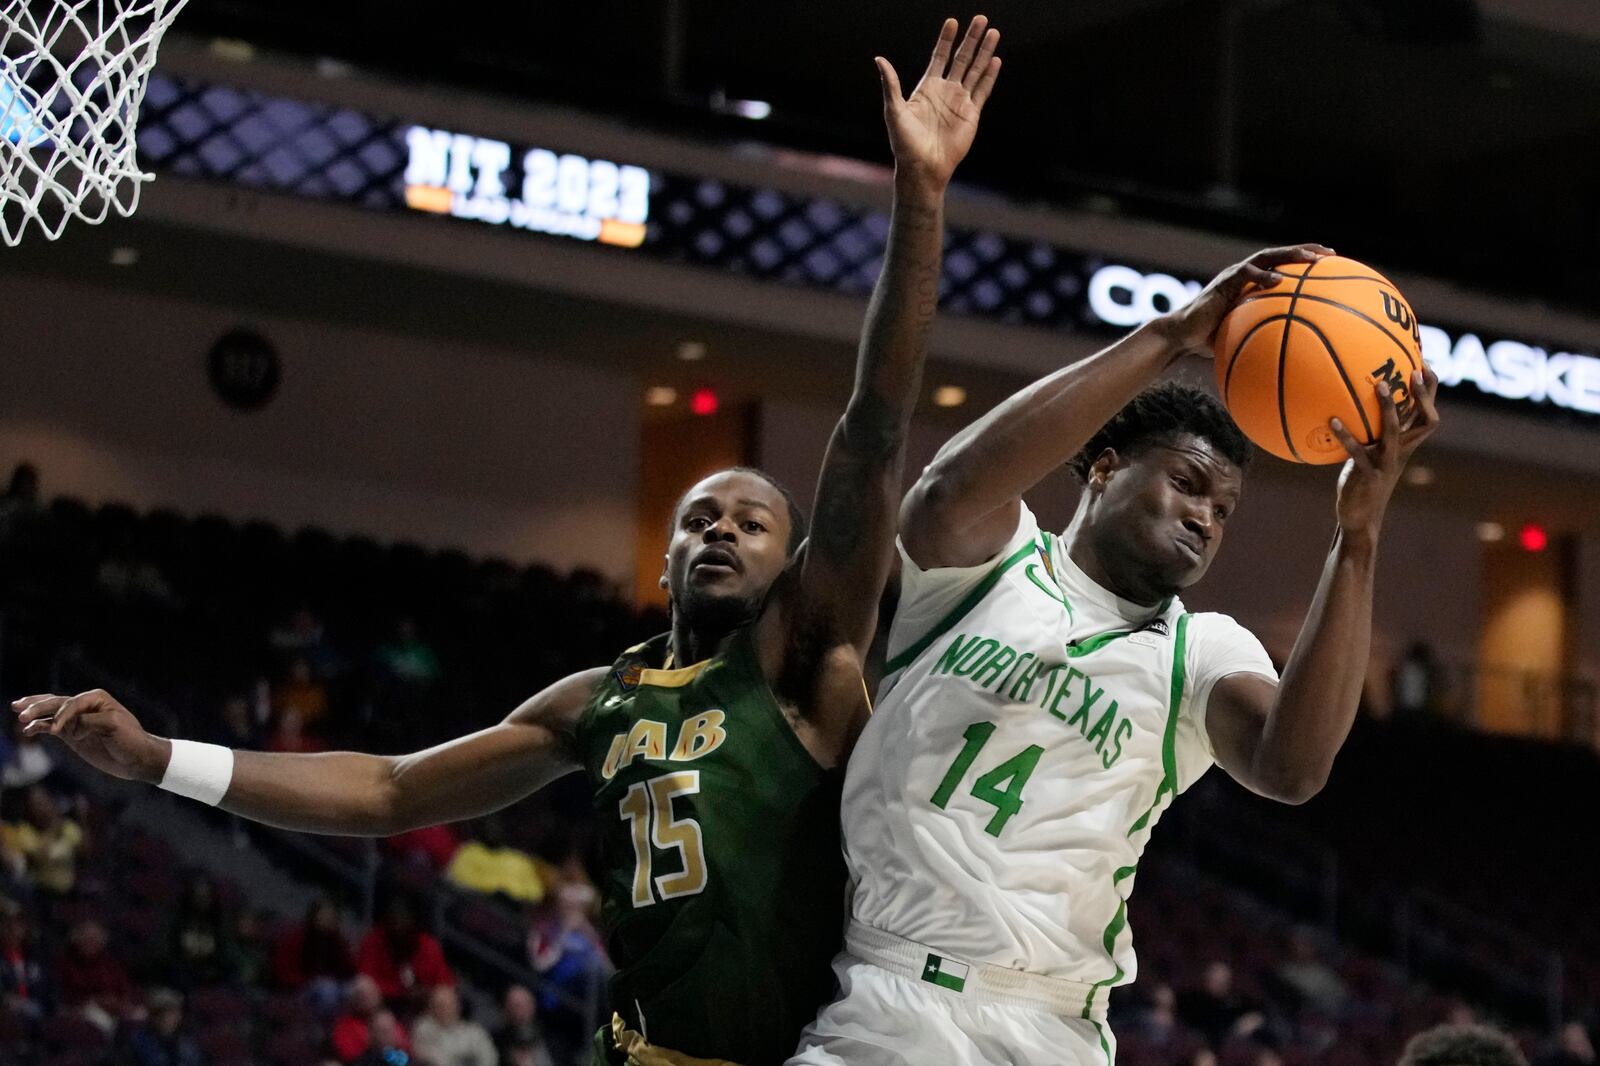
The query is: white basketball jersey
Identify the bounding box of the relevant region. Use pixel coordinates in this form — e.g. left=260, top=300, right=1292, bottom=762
left=842, top=504, right=1276, bottom=1011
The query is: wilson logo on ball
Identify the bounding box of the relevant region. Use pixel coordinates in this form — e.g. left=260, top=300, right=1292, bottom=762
left=1381, top=291, right=1421, bottom=344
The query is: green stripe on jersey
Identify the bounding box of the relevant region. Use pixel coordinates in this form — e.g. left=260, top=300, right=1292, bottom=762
left=1065, top=630, right=1132, bottom=658
left=921, top=952, right=970, bottom=993
left=1084, top=613, right=1191, bottom=1018
left=885, top=540, right=1037, bottom=675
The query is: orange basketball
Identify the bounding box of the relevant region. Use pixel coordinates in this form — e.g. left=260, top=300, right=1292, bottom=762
left=1212, top=255, right=1423, bottom=464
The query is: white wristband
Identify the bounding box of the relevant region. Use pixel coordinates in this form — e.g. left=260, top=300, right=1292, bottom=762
left=158, top=739, right=234, bottom=806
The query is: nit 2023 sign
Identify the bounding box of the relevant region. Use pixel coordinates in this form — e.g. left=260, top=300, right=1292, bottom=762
left=402, top=126, right=650, bottom=247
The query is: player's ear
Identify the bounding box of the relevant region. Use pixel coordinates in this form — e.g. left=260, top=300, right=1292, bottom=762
left=1089, top=448, right=1119, bottom=492
left=659, top=555, right=670, bottom=591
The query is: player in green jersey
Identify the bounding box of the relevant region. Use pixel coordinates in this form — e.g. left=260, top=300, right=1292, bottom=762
left=12, top=16, right=1004, bottom=1066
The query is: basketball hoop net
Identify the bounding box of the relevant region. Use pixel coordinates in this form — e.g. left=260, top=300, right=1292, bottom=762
left=1, top=0, right=188, bottom=246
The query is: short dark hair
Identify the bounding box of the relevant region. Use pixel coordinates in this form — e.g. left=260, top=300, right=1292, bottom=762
left=1397, top=1024, right=1529, bottom=1066
left=1068, top=381, right=1252, bottom=482
left=669, top=467, right=808, bottom=556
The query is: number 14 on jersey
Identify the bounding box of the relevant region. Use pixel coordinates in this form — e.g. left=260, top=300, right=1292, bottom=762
left=929, top=721, right=1043, bottom=838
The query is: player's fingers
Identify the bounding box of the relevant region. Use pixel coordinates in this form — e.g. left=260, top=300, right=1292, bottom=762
left=13, top=694, right=68, bottom=723
left=971, top=56, right=1002, bottom=108
left=1413, top=366, right=1441, bottom=425
left=962, top=27, right=1000, bottom=92
left=1248, top=244, right=1334, bottom=271
left=1375, top=382, right=1402, bottom=458
left=924, top=18, right=959, bottom=79
left=876, top=57, right=903, bottom=109
left=1400, top=371, right=1442, bottom=451
left=1329, top=418, right=1371, bottom=467
left=947, top=15, right=988, bottom=82
left=27, top=689, right=111, bottom=735
left=1240, top=263, right=1285, bottom=289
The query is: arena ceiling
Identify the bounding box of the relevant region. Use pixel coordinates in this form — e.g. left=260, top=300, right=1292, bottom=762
left=175, top=0, right=1600, bottom=315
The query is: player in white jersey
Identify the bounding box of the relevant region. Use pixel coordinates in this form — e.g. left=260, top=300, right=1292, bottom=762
left=790, top=245, right=1442, bottom=1066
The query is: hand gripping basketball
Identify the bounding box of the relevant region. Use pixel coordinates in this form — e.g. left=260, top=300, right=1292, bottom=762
left=1213, top=254, right=1427, bottom=464
left=1331, top=363, right=1442, bottom=536
left=1160, top=244, right=1336, bottom=356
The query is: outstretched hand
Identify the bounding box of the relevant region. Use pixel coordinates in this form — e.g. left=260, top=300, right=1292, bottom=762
left=1331, top=363, right=1441, bottom=537
left=878, top=16, right=1001, bottom=191
left=12, top=690, right=167, bottom=784
left=1159, top=243, right=1336, bottom=355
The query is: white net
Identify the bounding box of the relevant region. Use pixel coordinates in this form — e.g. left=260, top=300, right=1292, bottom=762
left=0, top=0, right=188, bottom=245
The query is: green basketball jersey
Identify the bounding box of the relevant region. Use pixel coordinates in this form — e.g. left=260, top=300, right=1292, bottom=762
left=575, top=626, right=846, bottom=1066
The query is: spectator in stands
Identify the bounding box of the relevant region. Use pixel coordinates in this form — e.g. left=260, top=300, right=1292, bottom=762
left=376, top=618, right=443, bottom=687
left=274, top=897, right=357, bottom=1009
left=1398, top=1023, right=1529, bottom=1066
left=494, top=985, right=553, bottom=1066
left=1126, top=981, right=1183, bottom=1043
left=273, top=659, right=330, bottom=733
left=1539, top=1023, right=1597, bottom=1066
left=0, top=896, right=52, bottom=1020
left=383, top=824, right=461, bottom=874
left=1273, top=927, right=1349, bottom=1017
left=231, top=906, right=272, bottom=987
left=0, top=819, right=31, bottom=904
left=120, top=986, right=202, bottom=1066
left=266, top=705, right=327, bottom=754
left=271, top=607, right=343, bottom=681
left=446, top=816, right=545, bottom=905
left=56, top=916, right=134, bottom=1033
left=528, top=881, right=608, bottom=1051
left=332, top=974, right=410, bottom=1064
left=352, top=1009, right=413, bottom=1066
left=1, top=715, right=57, bottom=790
left=356, top=894, right=455, bottom=1007
left=7, top=784, right=84, bottom=897
left=1180, top=960, right=1266, bottom=1048
left=411, top=984, right=497, bottom=1066
left=164, top=875, right=238, bottom=989
left=0, top=462, right=40, bottom=538
left=1392, top=641, right=1445, bottom=719
left=204, top=694, right=262, bottom=751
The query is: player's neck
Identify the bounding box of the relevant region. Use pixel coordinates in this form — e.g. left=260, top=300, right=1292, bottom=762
left=668, top=618, right=738, bottom=668
left=1064, top=525, right=1165, bottom=608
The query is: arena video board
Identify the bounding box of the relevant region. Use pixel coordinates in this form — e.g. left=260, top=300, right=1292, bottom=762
left=135, top=73, right=1598, bottom=423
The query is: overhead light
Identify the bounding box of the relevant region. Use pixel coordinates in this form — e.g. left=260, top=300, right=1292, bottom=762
left=709, top=89, right=771, bottom=121
left=644, top=386, right=677, bottom=407
left=1518, top=523, right=1548, bottom=553
left=1403, top=465, right=1435, bottom=486
left=932, top=386, right=967, bottom=408
left=207, top=38, right=255, bottom=62
left=689, top=387, right=720, bottom=417
left=675, top=341, right=707, bottom=362
left=108, top=246, right=139, bottom=267
left=1476, top=522, right=1504, bottom=543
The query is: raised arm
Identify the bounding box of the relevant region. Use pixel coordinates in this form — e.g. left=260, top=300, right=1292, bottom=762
left=900, top=244, right=1334, bottom=569
left=1205, top=366, right=1440, bottom=803
left=12, top=667, right=604, bottom=834
left=768, top=16, right=1000, bottom=686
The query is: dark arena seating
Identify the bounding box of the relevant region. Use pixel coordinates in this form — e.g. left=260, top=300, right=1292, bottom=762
left=3, top=493, right=1597, bottom=1066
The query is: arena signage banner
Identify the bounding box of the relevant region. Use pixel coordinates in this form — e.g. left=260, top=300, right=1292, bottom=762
left=135, top=73, right=1597, bottom=422
left=401, top=126, right=650, bottom=247
left=1084, top=263, right=1600, bottom=418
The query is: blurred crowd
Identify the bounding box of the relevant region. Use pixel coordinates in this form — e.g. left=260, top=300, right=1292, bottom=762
left=3, top=464, right=1598, bottom=1065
